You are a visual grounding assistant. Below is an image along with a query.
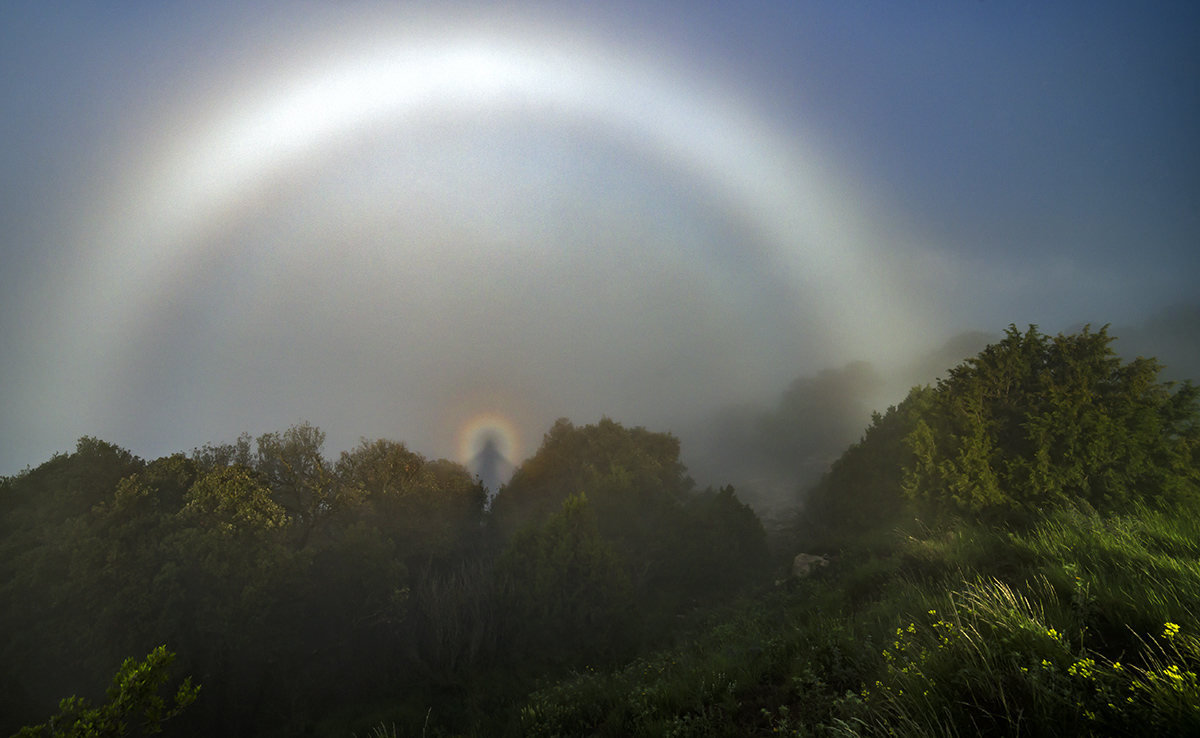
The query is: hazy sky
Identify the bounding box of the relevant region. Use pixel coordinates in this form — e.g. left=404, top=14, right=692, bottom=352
left=2, top=1, right=1198, bottom=480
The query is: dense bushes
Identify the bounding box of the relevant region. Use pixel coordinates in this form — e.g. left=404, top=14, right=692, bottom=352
left=801, top=386, right=935, bottom=544
left=904, top=325, right=1198, bottom=521
left=7, top=324, right=1197, bottom=736
left=493, top=418, right=768, bottom=613
left=14, top=646, right=199, bottom=738
left=514, top=325, right=1200, bottom=737
left=519, top=502, right=1200, bottom=737
left=0, top=419, right=766, bottom=736
left=804, top=325, right=1199, bottom=541
left=497, top=494, right=638, bottom=666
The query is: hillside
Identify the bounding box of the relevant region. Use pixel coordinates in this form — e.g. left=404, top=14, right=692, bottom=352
left=4, top=325, right=1199, bottom=737
left=509, top=325, right=1200, bottom=737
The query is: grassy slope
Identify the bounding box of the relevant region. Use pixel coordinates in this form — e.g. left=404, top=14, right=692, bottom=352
left=507, top=502, right=1200, bottom=738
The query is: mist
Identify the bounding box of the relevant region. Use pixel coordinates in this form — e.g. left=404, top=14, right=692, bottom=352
left=2, top=2, right=1198, bottom=486
left=4, top=6, right=1200, bottom=736
left=682, top=305, right=1200, bottom=515
left=678, top=331, right=999, bottom=512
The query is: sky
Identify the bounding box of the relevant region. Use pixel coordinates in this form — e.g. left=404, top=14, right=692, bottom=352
left=2, top=1, right=1198, bottom=493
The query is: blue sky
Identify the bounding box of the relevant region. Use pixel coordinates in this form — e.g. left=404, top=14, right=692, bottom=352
left=2, top=1, right=1198, bottom=479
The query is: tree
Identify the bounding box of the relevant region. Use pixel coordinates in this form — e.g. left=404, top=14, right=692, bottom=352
left=758, top=361, right=882, bottom=490
left=799, top=324, right=1200, bottom=539
left=496, top=494, right=636, bottom=665
left=904, top=325, right=1199, bottom=521
left=490, top=417, right=691, bottom=538
left=673, top=485, right=770, bottom=593
left=180, top=465, right=288, bottom=533
left=14, top=646, right=198, bottom=738
left=0, top=439, right=148, bottom=727
left=336, top=439, right=485, bottom=562
left=253, top=423, right=350, bottom=547
left=190, top=434, right=253, bottom=471
left=798, top=385, right=935, bottom=542
left=492, top=418, right=766, bottom=608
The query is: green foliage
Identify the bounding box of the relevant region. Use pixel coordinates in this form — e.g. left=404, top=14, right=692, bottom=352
left=491, top=417, right=691, bottom=537
left=757, top=361, right=883, bottom=486
left=801, top=325, right=1200, bottom=541
left=403, top=558, right=507, bottom=685
left=337, top=438, right=485, bottom=561
left=492, top=418, right=766, bottom=612
left=7, top=322, right=1198, bottom=736
left=518, top=583, right=874, bottom=738
left=13, top=646, right=198, bottom=738
left=191, top=433, right=254, bottom=470
left=801, top=386, right=935, bottom=541
left=0, top=440, right=152, bottom=724
left=253, top=422, right=349, bottom=546
left=903, top=324, right=1199, bottom=522
left=0, top=415, right=772, bottom=736
left=862, top=581, right=1200, bottom=736
left=0, top=439, right=143, bottom=534
left=497, top=494, right=638, bottom=665
left=5, top=348, right=1200, bottom=737
left=180, top=465, right=289, bottom=533
left=671, top=486, right=769, bottom=594
left=0, top=423, right=495, bottom=735
left=518, top=498, right=1200, bottom=737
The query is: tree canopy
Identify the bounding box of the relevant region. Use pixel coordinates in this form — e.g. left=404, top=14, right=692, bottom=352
left=803, top=325, right=1200, bottom=539
left=11, top=325, right=1190, bottom=734
left=1, top=418, right=766, bottom=735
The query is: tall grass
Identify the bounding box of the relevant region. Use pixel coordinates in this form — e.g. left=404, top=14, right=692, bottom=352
left=515, top=502, right=1200, bottom=737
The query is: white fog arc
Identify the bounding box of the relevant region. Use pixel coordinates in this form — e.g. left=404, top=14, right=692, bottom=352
left=30, top=31, right=932, bottom=461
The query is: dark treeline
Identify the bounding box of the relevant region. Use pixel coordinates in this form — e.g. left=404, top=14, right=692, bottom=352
left=5, top=323, right=1200, bottom=736
left=0, top=417, right=767, bottom=736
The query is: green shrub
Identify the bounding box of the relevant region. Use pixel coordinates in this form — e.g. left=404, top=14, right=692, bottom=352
left=13, top=646, right=198, bottom=738
left=903, top=325, right=1199, bottom=522
left=497, top=494, right=638, bottom=666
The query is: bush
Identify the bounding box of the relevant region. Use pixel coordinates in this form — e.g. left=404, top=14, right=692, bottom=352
left=496, top=494, right=638, bottom=666
left=903, top=325, right=1199, bottom=522
left=14, top=646, right=198, bottom=738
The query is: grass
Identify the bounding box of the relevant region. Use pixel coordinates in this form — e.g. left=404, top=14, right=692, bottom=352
left=509, top=501, right=1200, bottom=737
